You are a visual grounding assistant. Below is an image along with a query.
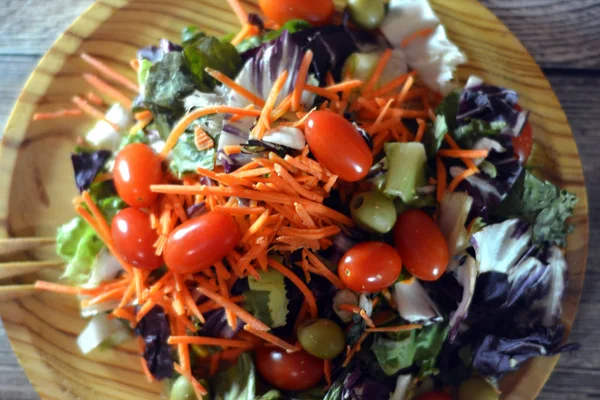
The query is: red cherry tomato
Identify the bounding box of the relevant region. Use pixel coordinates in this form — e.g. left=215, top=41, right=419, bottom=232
left=256, top=347, right=324, bottom=391
left=393, top=210, right=449, bottom=281
left=259, top=0, right=335, bottom=26
left=415, top=392, right=454, bottom=400
left=163, top=212, right=241, bottom=274
left=305, top=111, right=373, bottom=182
left=512, top=105, right=533, bottom=164
left=111, top=208, right=163, bottom=270
left=338, top=242, right=402, bottom=293
left=114, top=143, right=162, bottom=208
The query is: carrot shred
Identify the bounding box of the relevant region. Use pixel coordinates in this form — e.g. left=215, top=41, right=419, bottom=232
left=414, top=118, right=427, bottom=142
left=83, top=73, right=133, bottom=108
left=396, top=76, right=415, bottom=104
left=72, top=96, right=120, bottom=131
left=443, top=134, right=479, bottom=172
left=243, top=324, right=300, bottom=353
left=278, top=226, right=341, bottom=240
left=197, top=285, right=269, bottom=331
left=35, top=281, right=82, bottom=295
left=230, top=23, right=255, bottom=46
left=210, top=353, right=220, bottom=377
left=80, top=53, right=139, bottom=92
left=194, top=126, right=214, bottom=151
left=401, top=27, right=436, bottom=48
left=324, top=359, right=332, bottom=388
left=304, top=251, right=346, bottom=289
left=33, top=108, right=83, bottom=120
left=367, top=324, right=423, bottom=332
left=174, top=363, right=208, bottom=397
left=438, top=149, right=490, bottom=159
left=342, top=331, right=370, bottom=367
left=368, top=71, right=417, bottom=99
left=369, top=98, right=395, bottom=134
left=325, top=80, right=364, bottom=93
left=205, top=67, right=265, bottom=107
left=255, top=70, right=290, bottom=137
left=292, top=51, right=314, bottom=111
left=168, top=336, right=253, bottom=348
left=86, top=92, right=104, bottom=106
left=304, top=85, right=340, bottom=102
left=213, top=205, right=266, bottom=215
left=363, top=48, right=393, bottom=94
left=130, top=59, right=140, bottom=72
left=268, top=259, right=318, bottom=319
left=274, top=164, right=324, bottom=202
left=129, top=115, right=153, bottom=135
left=448, top=168, right=477, bottom=192
left=436, top=156, right=446, bottom=203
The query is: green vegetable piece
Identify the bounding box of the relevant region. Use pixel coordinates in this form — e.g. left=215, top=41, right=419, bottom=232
left=183, top=36, right=242, bottom=91
left=422, top=91, right=460, bottom=157
left=144, top=52, right=197, bottom=111
left=137, top=59, right=153, bottom=86
left=383, top=142, right=428, bottom=203
left=342, top=52, right=381, bottom=83
left=458, top=376, right=499, bottom=400
left=236, top=36, right=262, bottom=53
left=211, top=353, right=256, bottom=400
left=498, top=171, right=577, bottom=247
left=57, top=217, right=105, bottom=284
left=246, top=269, right=289, bottom=328
left=181, top=25, right=206, bottom=46
left=169, top=132, right=216, bottom=177
left=118, top=130, right=150, bottom=149
left=297, top=319, right=346, bottom=360
left=263, top=19, right=312, bottom=42
left=170, top=375, right=200, bottom=400
left=454, top=119, right=506, bottom=144
left=347, top=0, right=386, bottom=30
left=350, top=191, right=397, bottom=234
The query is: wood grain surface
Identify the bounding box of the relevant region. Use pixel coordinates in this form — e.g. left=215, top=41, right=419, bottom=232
left=0, top=0, right=597, bottom=399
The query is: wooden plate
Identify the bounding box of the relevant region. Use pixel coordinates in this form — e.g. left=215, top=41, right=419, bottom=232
left=0, top=0, right=589, bottom=398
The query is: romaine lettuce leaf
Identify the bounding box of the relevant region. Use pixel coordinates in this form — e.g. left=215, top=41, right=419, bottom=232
left=145, top=52, right=198, bottom=111
left=184, top=36, right=242, bottom=91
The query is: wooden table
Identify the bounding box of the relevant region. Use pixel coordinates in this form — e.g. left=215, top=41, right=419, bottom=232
left=0, top=0, right=598, bottom=399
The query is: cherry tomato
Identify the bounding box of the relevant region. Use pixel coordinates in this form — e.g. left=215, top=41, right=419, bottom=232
left=255, top=347, right=324, bottom=391
left=338, top=242, right=402, bottom=293
left=305, top=111, right=373, bottom=182
left=114, top=143, right=162, bottom=208
left=259, top=0, right=335, bottom=26
left=163, top=211, right=241, bottom=274
left=111, top=208, right=163, bottom=270
left=512, top=105, right=533, bottom=164
left=393, top=210, right=449, bottom=281
left=415, top=392, right=454, bottom=400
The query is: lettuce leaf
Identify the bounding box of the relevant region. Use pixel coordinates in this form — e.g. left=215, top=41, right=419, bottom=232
left=169, top=132, right=216, bottom=177
left=183, top=36, right=242, bottom=91
left=371, top=323, right=448, bottom=378
left=244, top=270, right=288, bottom=328
left=498, top=171, right=577, bottom=247
left=212, top=353, right=256, bottom=400
left=145, top=52, right=197, bottom=111
left=57, top=193, right=125, bottom=284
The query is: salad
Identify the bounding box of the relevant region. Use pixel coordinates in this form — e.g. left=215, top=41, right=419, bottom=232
left=33, top=0, right=579, bottom=399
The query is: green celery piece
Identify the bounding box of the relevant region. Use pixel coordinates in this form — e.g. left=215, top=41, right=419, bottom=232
left=383, top=142, right=428, bottom=203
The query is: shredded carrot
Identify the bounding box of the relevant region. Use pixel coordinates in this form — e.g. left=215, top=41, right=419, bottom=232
left=161, top=106, right=261, bottom=157
left=255, top=70, right=289, bottom=137
left=415, top=119, right=427, bottom=142
left=366, top=324, right=423, bottom=332
left=35, top=280, right=82, bottom=295
left=83, top=73, right=133, bottom=108
left=324, top=359, right=332, bottom=388
left=130, top=59, right=140, bottom=72
left=33, top=108, right=83, bottom=120
left=438, top=149, right=490, bottom=159
left=243, top=324, right=300, bottom=353
left=230, top=23, right=255, bottom=46
left=220, top=347, right=248, bottom=362
left=370, top=98, right=395, bottom=133
left=401, top=27, right=436, bottom=48
left=86, top=92, right=104, bottom=106
left=368, top=71, right=417, bottom=99
left=168, top=336, right=253, bottom=348
left=443, top=134, right=479, bottom=172
left=448, top=168, right=477, bottom=192
left=270, top=93, right=293, bottom=121
left=363, top=48, right=393, bottom=94
left=223, top=145, right=242, bottom=156
left=80, top=53, right=139, bottom=92
left=343, top=331, right=370, bottom=367
left=436, top=156, right=446, bottom=203
left=210, top=353, right=220, bottom=376
left=359, top=309, right=376, bottom=328
left=226, top=0, right=249, bottom=25
left=292, top=51, right=314, bottom=111
left=325, top=79, right=364, bottom=93
left=206, top=67, right=265, bottom=107
left=129, top=115, right=153, bottom=135
left=396, top=76, right=415, bottom=104
left=278, top=226, right=341, bottom=240
left=274, top=164, right=324, bottom=202
left=268, top=259, right=318, bottom=319
left=213, top=206, right=266, bottom=215
left=197, top=286, right=269, bottom=331
left=72, top=96, right=120, bottom=131
left=305, top=85, right=340, bottom=102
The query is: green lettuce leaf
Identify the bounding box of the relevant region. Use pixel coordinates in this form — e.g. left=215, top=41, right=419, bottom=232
left=169, top=131, right=216, bottom=177
left=118, top=130, right=150, bottom=149
left=56, top=193, right=125, bottom=284
left=498, top=171, right=577, bottom=247
left=371, top=323, right=448, bottom=377
left=145, top=52, right=197, bottom=111
left=453, top=119, right=506, bottom=144
left=244, top=270, right=289, bottom=328
left=236, top=20, right=312, bottom=53
left=212, top=353, right=256, bottom=400
left=137, top=59, right=153, bottom=87
left=423, top=91, right=459, bottom=157
left=183, top=36, right=242, bottom=92
left=181, top=25, right=207, bottom=46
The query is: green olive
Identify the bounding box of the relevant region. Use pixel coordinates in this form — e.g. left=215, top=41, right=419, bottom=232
left=170, top=376, right=210, bottom=400
left=342, top=52, right=381, bottom=83
left=297, top=319, right=346, bottom=360
left=350, top=191, right=397, bottom=234
left=347, top=0, right=386, bottom=30
left=458, top=376, right=499, bottom=400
